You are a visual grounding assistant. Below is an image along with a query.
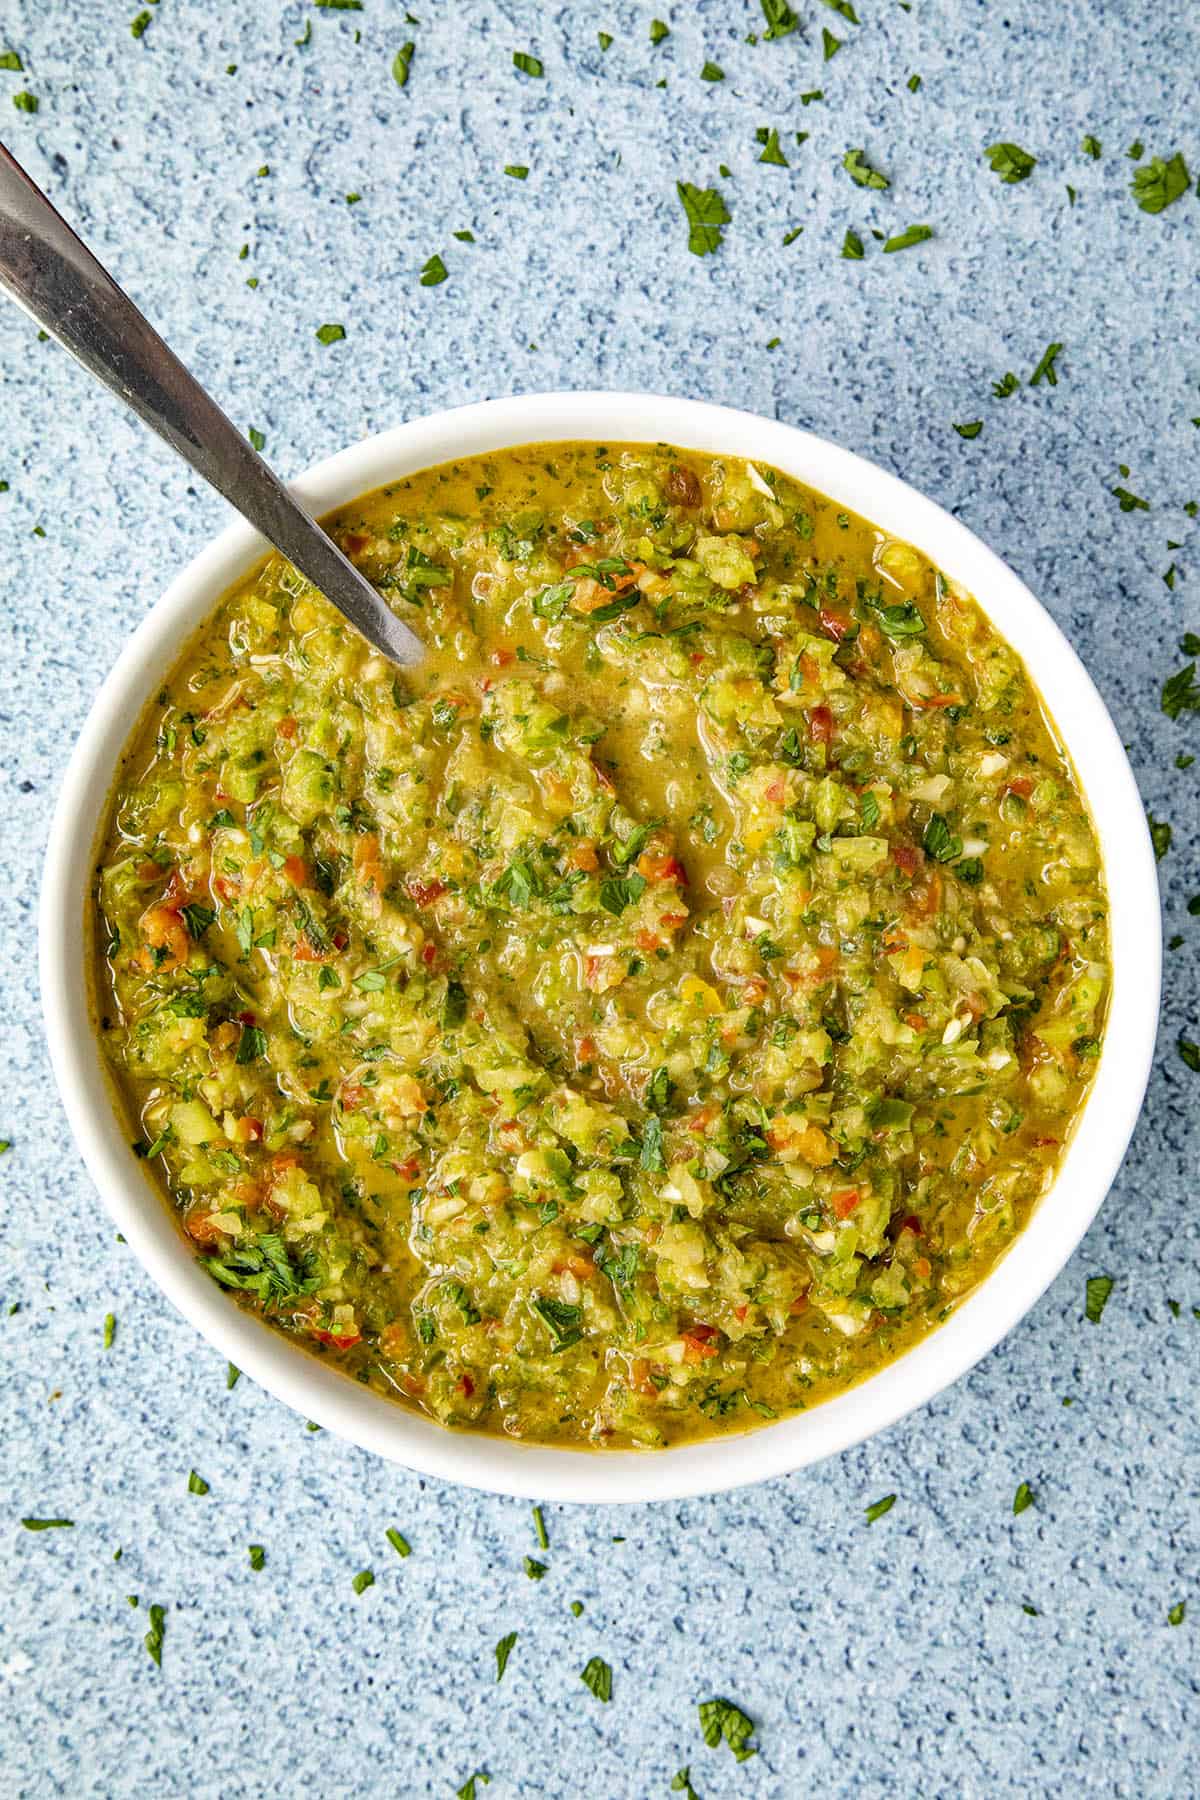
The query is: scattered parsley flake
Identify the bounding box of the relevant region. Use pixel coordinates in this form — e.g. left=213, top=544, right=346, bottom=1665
left=650, top=20, right=669, bottom=44
left=187, top=1469, right=209, bottom=1496
left=351, top=1568, right=375, bottom=1595
left=954, top=421, right=983, bottom=440
left=392, top=42, right=415, bottom=87
left=386, top=1527, right=412, bottom=1558
left=143, top=1603, right=166, bottom=1668
left=783, top=225, right=804, bottom=244
left=0, top=51, right=24, bottom=71
left=581, top=1655, right=613, bottom=1702
left=698, top=1696, right=757, bottom=1761
left=1111, top=484, right=1149, bottom=513
left=1148, top=813, right=1172, bottom=860
left=494, top=1630, right=518, bottom=1681
left=513, top=50, right=543, bottom=77
left=21, top=1517, right=74, bottom=1531
left=1179, top=1040, right=1200, bottom=1074
left=296, top=19, right=312, bottom=45
left=701, top=61, right=724, bottom=81
left=504, top=164, right=529, bottom=180
left=1030, top=341, right=1064, bottom=386
left=419, top=253, right=448, bottom=287
left=756, top=127, right=789, bottom=166
left=1085, top=1274, right=1114, bottom=1323
left=1131, top=153, right=1191, bottom=214
left=907, top=72, right=921, bottom=92
left=883, top=224, right=933, bottom=252
left=315, top=322, right=346, bottom=344
left=103, top=1313, right=115, bottom=1350
left=841, top=228, right=865, bottom=259
left=801, top=89, right=824, bottom=105
left=865, top=1492, right=897, bottom=1523
left=226, top=1362, right=241, bottom=1389
left=12, top=91, right=39, bottom=113
left=1168, top=1600, right=1186, bottom=1626
left=1082, top=134, right=1101, bottom=159
left=993, top=371, right=1020, bottom=398
left=598, top=31, right=612, bottom=51
left=821, top=28, right=842, bottom=59
left=760, top=0, right=799, bottom=40
left=843, top=147, right=889, bottom=190
left=457, top=1778, right=492, bottom=1800
left=453, top=228, right=475, bottom=242
left=821, top=0, right=860, bottom=18
left=1013, top=1481, right=1035, bottom=1515
left=676, top=181, right=730, bottom=256
left=532, top=1504, right=549, bottom=1549
left=131, top=11, right=153, bottom=38
left=248, top=1544, right=265, bottom=1570
left=985, top=142, right=1037, bottom=183
left=523, top=1555, right=547, bottom=1579
left=248, top=427, right=265, bottom=452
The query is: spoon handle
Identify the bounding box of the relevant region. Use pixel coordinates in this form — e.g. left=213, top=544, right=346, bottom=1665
left=0, top=144, right=425, bottom=670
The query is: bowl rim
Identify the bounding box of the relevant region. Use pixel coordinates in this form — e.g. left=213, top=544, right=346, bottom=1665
left=39, top=390, right=1161, bottom=1504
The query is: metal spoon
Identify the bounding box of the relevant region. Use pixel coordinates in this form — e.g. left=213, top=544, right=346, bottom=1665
left=0, top=143, right=425, bottom=670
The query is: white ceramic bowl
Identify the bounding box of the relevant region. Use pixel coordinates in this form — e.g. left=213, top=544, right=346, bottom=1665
left=40, top=392, right=1161, bottom=1503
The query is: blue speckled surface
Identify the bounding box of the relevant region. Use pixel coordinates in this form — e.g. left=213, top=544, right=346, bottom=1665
left=2, top=3, right=1198, bottom=1795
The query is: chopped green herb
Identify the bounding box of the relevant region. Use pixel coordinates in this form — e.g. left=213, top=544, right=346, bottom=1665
left=822, top=28, right=842, bottom=58
left=494, top=1630, right=518, bottom=1681
left=315, top=323, right=346, bottom=345
left=698, top=1696, right=757, bottom=1761
left=1168, top=1599, right=1186, bottom=1627
left=419, top=253, right=448, bottom=287
left=457, top=1778, right=492, bottom=1800
left=954, top=421, right=984, bottom=440
left=144, top=1602, right=166, bottom=1668
left=504, top=164, right=529, bottom=180
left=865, top=1492, right=897, bottom=1523
left=1030, top=341, right=1064, bottom=387
left=386, top=1527, right=412, bottom=1558
left=248, top=427, right=266, bottom=452
left=187, top=1469, right=209, bottom=1496
left=783, top=225, right=804, bottom=244
left=842, top=148, right=889, bottom=190
left=841, top=229, right=865, bottom=260
left=532, top=1504, right=549, bottom=1549
left=581, top=1655, right=613, bottom=1702
left=351, top=1568, right=375, bottom=1595
left=12, top=92, right=39, bottom=114
left=760, top=0, right=799, bottom=40
left=1179, top=1040, right=1200, bottom=1074
left=1012, top=1481, right=1035, bottom=1514
left=1131, top=153, right=1191, bottom=214
left=671, top=1772, right=701, bottom=1800
left=598, top=32, right=612, bottom=51
left=650, top=20, right=669, bottom=44
left=757, top=127, right=789, bottom=167
left=226, top=1362, right=241, bottom=1389
left=992, top=372, right=1020, bottom=398
left=1148, top=813, right=1172, bottom=861
left=523, top=1555, right=547, bottom=1579
left=676, top=181, right=730, bottom=256
left=883, top=223, right=933, bottom=252
left=700, top=61, right=724, bottom=81
left=1085, top=1274, right=1114, bottom=1323
left=1082, top=134, right=1101, bottom=159
left=392, top=42, right=415, bottom=87
left=985, top=142, right=1037, bottom=183
left=21, top=1518, right=74, bottom=1531
left=130, top=11, right=153, bottom=38
left=248, top=1544, right=265, bottom=1570
left=513, top=51, right=543, bottom=77
left=1111, top=484, right=1149, bottom=513
left=103, top=1312, right=116, bottom=1350
left=907, top=72, right=921, bottom=91
left=0, top=51, right=24, bottom=70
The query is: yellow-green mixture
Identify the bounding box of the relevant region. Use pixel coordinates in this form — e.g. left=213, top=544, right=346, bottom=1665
left=92, top=442, right=1108, bottom=1448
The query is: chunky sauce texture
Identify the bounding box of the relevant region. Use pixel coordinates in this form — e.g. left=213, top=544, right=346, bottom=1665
left=92, top=443, right=1108, bottom=1448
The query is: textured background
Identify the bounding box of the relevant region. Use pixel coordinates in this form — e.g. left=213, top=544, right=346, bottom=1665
left=1, top=2, right=1197, bottom=1796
